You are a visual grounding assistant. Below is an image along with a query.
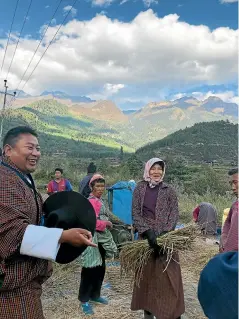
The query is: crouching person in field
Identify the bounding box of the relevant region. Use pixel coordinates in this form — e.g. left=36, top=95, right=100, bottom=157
left=78, top=174, right=117, bottom=315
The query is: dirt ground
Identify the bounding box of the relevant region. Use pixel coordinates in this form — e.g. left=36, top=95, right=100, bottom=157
left=42, top=238, right=218, bottom=319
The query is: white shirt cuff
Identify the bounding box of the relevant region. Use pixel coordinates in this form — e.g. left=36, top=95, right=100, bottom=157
left=20, top=225, right=63, bottom=261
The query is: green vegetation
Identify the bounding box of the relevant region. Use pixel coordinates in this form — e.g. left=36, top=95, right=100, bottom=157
left=1, top=103, right=236, bottom=226
left=34, top=154, right=234, bottom=226
left=136, top=121, right=238, bottom=164
left=1, top=100, right=133, bottom=157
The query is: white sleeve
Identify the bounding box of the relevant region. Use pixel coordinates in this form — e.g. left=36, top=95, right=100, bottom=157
left=20, top=225, right=63, bottom=261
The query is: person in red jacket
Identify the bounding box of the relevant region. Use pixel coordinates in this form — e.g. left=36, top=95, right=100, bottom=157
left=47, top=168, right=73, bottom=195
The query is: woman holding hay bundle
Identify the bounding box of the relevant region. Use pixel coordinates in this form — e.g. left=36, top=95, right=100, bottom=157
left=131, top=158, right=185, bottom=319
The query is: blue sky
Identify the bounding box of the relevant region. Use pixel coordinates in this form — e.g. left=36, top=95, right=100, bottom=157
left=0, top=0, right=238, bottom=109
left=0, top=0, right=237, bottom=35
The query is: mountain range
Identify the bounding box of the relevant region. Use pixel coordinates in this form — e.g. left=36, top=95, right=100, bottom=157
left=1, top=90, right=238, bottom=157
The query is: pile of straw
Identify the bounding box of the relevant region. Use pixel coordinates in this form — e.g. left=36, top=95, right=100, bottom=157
left=120, top=224, right=198, bottom=286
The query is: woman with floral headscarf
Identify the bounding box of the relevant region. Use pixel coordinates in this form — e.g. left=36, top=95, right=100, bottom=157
left=131, top=158, right=185, bottom=319
left=78, top=174, right=117, bottom=315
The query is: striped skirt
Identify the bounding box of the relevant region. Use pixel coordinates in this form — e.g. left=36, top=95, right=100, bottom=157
left=131, top=253, right=185, bottom=319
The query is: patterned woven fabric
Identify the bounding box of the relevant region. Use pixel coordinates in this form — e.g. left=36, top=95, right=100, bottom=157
left=79, top=234, right=102, bottom=268
left=132, top=181, right=179, bottom=235
left=0, top=283, right=45, bottom=319
left=131, top=180, right=185, bottom=319
left=0, top=158, right=51, bottom=317
left=131, top=254, right=185, bottom=319
left=221, top=200, right=238, bottom=252
left=80, top=195, right=117, bottom=267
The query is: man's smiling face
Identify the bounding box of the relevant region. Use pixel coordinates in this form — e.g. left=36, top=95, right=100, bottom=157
left=4, top=133, right=41, bottom=174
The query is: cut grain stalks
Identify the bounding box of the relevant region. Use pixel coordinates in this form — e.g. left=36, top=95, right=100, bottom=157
left=119, top=224, right=199, bottom=286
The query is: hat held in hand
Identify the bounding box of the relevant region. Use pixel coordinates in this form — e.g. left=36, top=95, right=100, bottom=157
left=43, top=191, right=96, bottom=264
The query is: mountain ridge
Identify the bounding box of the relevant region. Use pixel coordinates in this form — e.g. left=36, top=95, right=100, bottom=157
left=136, top=121, right=238, bottom=164
left=1, top=90, right=237, bottom=151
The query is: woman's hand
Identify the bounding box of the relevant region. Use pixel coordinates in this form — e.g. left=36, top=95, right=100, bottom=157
left=105, top=221, right=113, bottom=229
left=59, top=228, right=97, bottom=247
left=142, top=229, right=158, bottom=248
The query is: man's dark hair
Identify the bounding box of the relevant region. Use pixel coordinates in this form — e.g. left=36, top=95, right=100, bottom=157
left=87, top=162, right=97, bottom=174
left=3, top=126, right=38, bottom=147
left=55, top=168, right=63, bottom=174
left=0, top=148, right=2, bottom=156
left=228, top=168, right=238, bottom=176
left=90, top=178, right=105, bottom=188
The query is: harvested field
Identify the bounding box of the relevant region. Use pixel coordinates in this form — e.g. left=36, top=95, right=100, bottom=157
left=42, top=237, right=218, bottom=319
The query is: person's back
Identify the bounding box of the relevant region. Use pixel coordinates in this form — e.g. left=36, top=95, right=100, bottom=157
left=79, top=174, right=93, bottom=198
left=193, top=202, right=217, bottom=235
left=79, top=162, right=97, bottom=198
left=198, top=251, right=238, bottom=319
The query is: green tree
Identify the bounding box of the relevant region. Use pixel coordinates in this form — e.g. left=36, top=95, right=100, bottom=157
left=126, top=154, right=143, bottom=179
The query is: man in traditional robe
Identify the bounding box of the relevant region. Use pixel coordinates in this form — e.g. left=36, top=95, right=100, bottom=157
left=0, top=126, right=95, bottom=319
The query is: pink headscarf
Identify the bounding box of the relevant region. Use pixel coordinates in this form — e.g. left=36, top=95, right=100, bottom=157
left=143, top=157, right=165, bottom=188
left=89, top=174, right=105, bottom=190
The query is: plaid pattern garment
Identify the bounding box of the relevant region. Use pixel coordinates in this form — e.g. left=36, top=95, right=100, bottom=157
left=221, top=200, right=238, bottom=252
left=0, top=158, right=51, bottom=319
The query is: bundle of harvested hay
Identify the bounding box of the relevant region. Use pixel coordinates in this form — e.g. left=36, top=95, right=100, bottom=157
left=120, top=224, right=199, bottom=286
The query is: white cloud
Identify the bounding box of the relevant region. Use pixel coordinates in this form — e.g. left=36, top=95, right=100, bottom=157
left=143, top=0, right=159, bottom=7
left=88, top=83, right=125, bottom=100
left=94, top=0, right=158, bottom=6
left=0, top=10, right=237, bottom=98
left=220, top=0, right=238, bottom=3
left=120, top=0, right=129, bottom=4
left=172, top=91, right=239, bottom=104
left=104, top=83, right=125, bottom=94
left=92, top=0, right=113, bottom=6
left=45, top=5, right=50, bottom=9
left=63, top=5, right=77, bottom=18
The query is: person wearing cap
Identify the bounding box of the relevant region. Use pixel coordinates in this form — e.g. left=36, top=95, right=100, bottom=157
left=79, top=162, right=97, bottom=198
left=78, top=174, right=117, bottom=315
left=220, top=168, right=238, bottom=253
left=0, top=126, right=96, bottom=319
left=198, top=251, right=238, bottom=319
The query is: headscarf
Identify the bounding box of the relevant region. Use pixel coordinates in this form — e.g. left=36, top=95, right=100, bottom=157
left=89, top=174, right=105, bottom=190
left=143, top=157, right=165, bottom=188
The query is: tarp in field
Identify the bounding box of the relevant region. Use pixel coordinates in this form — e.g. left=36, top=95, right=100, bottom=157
left=108, top=181, right=136, bottom=225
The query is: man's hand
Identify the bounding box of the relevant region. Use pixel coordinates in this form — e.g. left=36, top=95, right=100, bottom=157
left=105, top=221, right=113, bottom=229
left=59, top=228, right=97, bottom=247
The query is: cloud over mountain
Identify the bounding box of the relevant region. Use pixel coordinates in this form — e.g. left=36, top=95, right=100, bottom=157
left=0, top=10, right=237, bottom=99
